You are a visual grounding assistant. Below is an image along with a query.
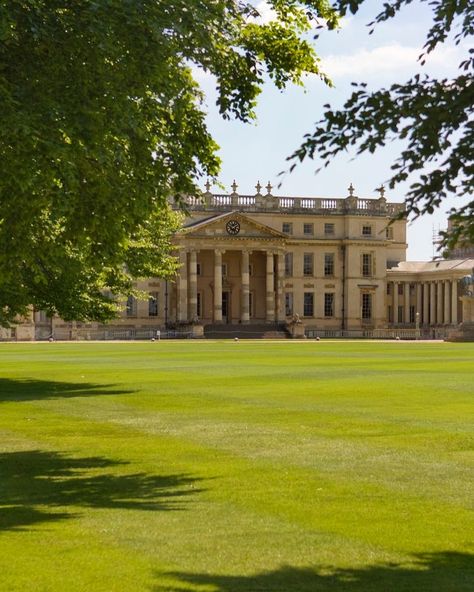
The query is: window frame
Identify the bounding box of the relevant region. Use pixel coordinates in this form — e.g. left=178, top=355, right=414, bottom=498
left=324, top=293, right=334, bottom=317
left=324, top=222, right=335, bottom=236
left=126, top=295, right=137, bottom=317
left=361, top=253, right=373, bottom=278
left=362, top=224, right=373, bottom=237
left=284, top=252, right=293, bottom=277
left=361, top=293, right=372, bottom=320
left=303, top=252, right=314, bottom=276
left=148, top=292, right=159, bottom=317
left=303, top=292, right=314, bottom=317
left=285, top=292, right=294, bottom=316
left=324, top=252, right=334, bottom=277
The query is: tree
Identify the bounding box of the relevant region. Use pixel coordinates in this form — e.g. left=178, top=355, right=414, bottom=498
left=0, top=0, right=338, bottom=326
left=289, top=0, right=474, bottom=254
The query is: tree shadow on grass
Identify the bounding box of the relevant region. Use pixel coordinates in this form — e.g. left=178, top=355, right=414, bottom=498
left=0, top=450, right=204, bottom=531
left=155, top=552, right=474, bottom=592
left=0, top=378, right=133, bottom=403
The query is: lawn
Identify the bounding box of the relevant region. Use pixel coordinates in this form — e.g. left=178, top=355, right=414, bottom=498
left=0, top=341, right=473, bottom=592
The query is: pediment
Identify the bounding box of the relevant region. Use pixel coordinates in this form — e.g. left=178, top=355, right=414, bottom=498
left=180, top=211, right=287, bottom=240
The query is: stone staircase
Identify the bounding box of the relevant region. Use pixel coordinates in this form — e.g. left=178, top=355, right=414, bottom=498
left=204, top=323, right=291, bottom=339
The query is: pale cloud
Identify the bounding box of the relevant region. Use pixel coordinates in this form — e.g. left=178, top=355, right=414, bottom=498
left=322, top=43, right=464, bottom=79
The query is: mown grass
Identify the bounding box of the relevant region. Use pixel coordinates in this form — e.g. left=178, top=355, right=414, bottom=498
left=0, top=341, right=473, bottom=591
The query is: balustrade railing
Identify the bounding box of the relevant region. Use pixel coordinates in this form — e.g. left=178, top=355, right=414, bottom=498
left=175, top=193, right=404, bottom=217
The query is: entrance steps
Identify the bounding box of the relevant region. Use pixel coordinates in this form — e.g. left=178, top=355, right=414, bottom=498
left=204, top=323, right=290, bottom=339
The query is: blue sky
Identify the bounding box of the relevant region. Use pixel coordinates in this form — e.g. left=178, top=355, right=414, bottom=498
left=194, top=1, right=470, bottom=261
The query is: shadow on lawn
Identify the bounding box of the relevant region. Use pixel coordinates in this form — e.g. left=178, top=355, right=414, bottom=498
left=0, top=377, right=133, bottom=403
left=0, top=450, right=204, bottom=531
left=154, top=552, right=474, bottom=592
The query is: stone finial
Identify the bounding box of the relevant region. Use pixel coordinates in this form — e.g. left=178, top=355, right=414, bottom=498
left=377, top=185, right=386, bottom=199
left=348, top=183, right=355, bottom=197
left=204, top=179, right=211, bottom=193
left=231, top=179, right=238, bottom=194
left=266, top=181, right=273, bottom=195
left=255, top=180, right=262, bottom=195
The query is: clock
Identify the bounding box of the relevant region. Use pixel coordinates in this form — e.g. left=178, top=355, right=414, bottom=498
left=226, top=220, right=240, bottom=235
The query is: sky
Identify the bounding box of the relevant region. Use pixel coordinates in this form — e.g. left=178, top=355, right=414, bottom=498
left=193, top=1, right=470, bottom=261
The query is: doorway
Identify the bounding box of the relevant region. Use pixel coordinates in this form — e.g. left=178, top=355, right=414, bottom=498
left=222, top=291, right=230, bottom=323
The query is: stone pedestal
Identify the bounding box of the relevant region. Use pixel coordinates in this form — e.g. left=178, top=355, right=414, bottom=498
left=287, top=317, right=306, bottom=339
left=191, top=324, right=204, bottom=338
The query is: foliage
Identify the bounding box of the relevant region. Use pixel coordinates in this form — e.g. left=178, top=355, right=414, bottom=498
left=289, top=0, right=474, bottom=253
left=0, top=0, right=338, bottom=325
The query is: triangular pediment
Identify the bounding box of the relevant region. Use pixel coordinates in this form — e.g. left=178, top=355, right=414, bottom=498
left=179, top=211, right=287, bottom=240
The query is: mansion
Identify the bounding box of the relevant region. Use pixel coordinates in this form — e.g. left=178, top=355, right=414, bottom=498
left=13, top=183, right=474, bottom=340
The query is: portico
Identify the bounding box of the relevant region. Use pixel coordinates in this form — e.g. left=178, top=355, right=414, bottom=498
left=176, top=246, right=286, bottom=325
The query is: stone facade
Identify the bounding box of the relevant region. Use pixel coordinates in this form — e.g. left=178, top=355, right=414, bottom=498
left=14, top=184, right=474, bottom=340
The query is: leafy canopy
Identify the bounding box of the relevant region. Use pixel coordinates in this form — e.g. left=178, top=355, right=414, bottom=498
left=289, top=0, right=474, bottom=253
left=0, top=0, right=338, bottom=326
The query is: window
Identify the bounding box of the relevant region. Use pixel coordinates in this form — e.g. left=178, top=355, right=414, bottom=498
left=324, top=223, right=335, bottom=236
left=282, top=222, right=292, bottom=234
left=303, top=223, right=314, bottom=236
left=248, top=264, right=253, bottom=276
left=304, top=292, right=314, bottom=317
left=148, top=292, right=159, bottom=317
left=197, top=292, right=202, bottom=317
left=303, top=253, right=313, bottom=276
left=126, top=295, right=137, bottom=317
left=249, top=292, right=254, bottom=317
left=324, top=293, right=334, bottom=317
left=284, top=252, right=293, bottom=276
left=409, top=283, right=415, bottom=296
left=385, top=226, right=393, bottom=240
left=324, top=253, right=334, bottom=277
left=362, top=253, right=372, bottom=277
left=409, top=305, right=416, bottom=323
left=388, top=305, right=393, bottom=323
left=361, top=293, right=372, bottom=320
left=285, top=293, right=294, bottom=316
left=386, top=283, right=392, bottom=295
left=398, top=283, right=404, bottom=296
left=362, top=225, right=373, bottom=236
left=221, top=263, right=228, bottom=277
left=196, top=262, right=202, bottom=275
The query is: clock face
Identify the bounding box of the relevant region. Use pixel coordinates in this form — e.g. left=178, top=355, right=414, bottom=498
left=226, top=220, right=240, bottom=235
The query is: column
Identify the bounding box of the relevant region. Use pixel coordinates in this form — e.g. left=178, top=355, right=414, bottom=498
left=444, top=280, right=451, bottom=325
left=437, top=281, right=443, bottom=325
left=189, top=250, right=198, bottom=321
left=430, top=282, right=436, bottom=324
left=178, top=249, right=188, bottom=323
left=241, top=250, right=250, bottom=324
left=451, top=279, right=458, bottom=324
left=214, top=249, right=223, bottom=323
left=416, top=283, right=422, bottom=322
left=404, top=282, right=410, bottom=324
left=393, top=282, right=398, bottom=324
left=423, top=282, right=429, bottom=325
left=276, top=252, right=285, bottom=322
left=266, top=250, right=275, bottom=322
